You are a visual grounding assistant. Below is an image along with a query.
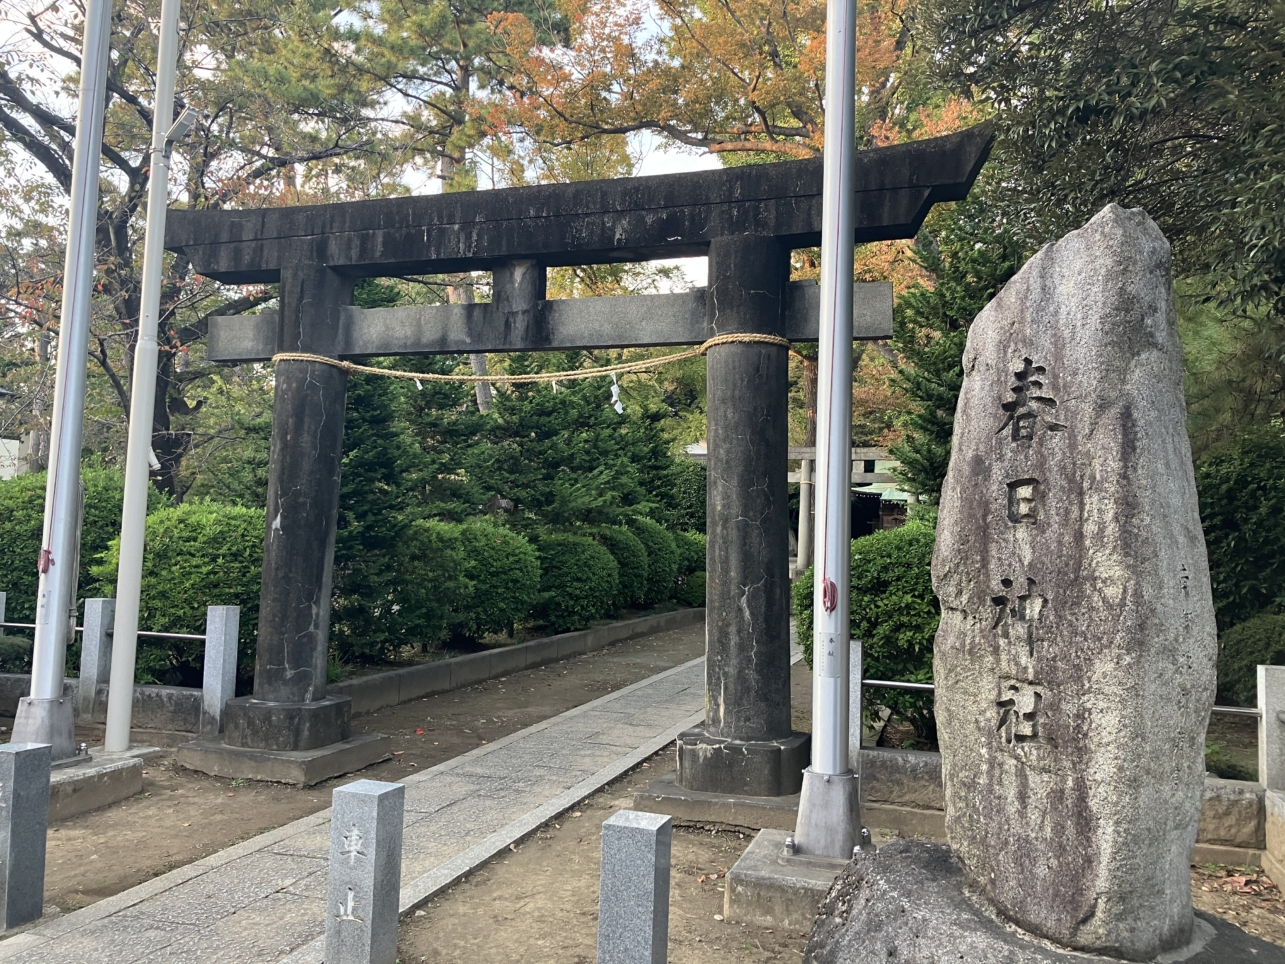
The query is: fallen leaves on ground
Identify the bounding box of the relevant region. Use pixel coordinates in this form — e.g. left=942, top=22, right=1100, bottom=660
left=1193, top=865, right=1285, bottom=945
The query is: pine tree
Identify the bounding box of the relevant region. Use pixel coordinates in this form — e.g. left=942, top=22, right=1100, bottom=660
left=889, top=190, right=1024, bottom=501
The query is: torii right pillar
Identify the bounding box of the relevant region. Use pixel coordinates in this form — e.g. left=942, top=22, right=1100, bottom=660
left=676, top=235, right=809, bottom=798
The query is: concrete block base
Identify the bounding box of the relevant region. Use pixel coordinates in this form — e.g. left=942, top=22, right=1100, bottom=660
left=49, top=747, right=159, bottom=822
left=11, top=696, right=75, bottom=761
left=633, top=771, right=800, bottom=831
left=724, top=829, right=846, bottom=932
left=223, top=694, right=351, bottom=751
left=675, top=726, right=809, bottom=797
left=633, top=771, right=948, bottom=840
left=177, top=732, right=391, bottom=786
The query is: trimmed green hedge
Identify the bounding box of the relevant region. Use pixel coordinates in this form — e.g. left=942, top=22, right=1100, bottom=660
left=0, top=467, right=167, bottom=624
left=93, top=501, right=264, bottom=687
left=668, top=458, right=707, bottom=533
left=675, top=570, right=707, bottom=608
left=535, top=533, right=620, bottom=633
left=1217, top=612, right=1285, bottom=708
left=628, top=517, right=677, bottom=606
left=794, top=521, right=940, bottom=742
left=593, top=525, right=649, bottom=609
left=454, top=520, right=541, bottom=640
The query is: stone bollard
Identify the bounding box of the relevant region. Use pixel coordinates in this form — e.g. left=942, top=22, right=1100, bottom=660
left=200, top=606, right=241, bottom=737
left=0, top=743, right=52, bottom=931
left=79, top=598, right=115, bottom=722
left=597, top=810, right=672, bottom=964
left=325, top=779, right=404, bottom=964
left=1259, top=666, right=1285, bottom=792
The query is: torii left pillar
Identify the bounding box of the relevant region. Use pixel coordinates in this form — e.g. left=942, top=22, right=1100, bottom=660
left=178, top=260, right=392, bottom=784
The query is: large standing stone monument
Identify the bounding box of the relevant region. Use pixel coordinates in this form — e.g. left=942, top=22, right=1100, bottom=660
left=804, top=206, right=1285, bottom=963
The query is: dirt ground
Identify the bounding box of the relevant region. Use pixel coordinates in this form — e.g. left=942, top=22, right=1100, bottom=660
left=30, top=622, right=708, bottom=912
left=398, top=759, right=811, bottom=964
left=1192, top=864, right=1285, bottom=944
left=23, top=627, right=1284, bottom=955
left=400, top=756, right=1285, bottom=963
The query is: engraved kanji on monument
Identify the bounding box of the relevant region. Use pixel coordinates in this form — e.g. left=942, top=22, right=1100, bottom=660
left=325, top=779, right=404, bottom=964
left=932, top=205, right=1216, bottom=960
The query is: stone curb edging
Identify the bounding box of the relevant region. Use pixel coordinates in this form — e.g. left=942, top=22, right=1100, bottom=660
left=330, top=607, right=706, bottom=715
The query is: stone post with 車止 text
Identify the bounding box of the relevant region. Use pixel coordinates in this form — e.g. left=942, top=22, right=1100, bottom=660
left=932, top=204, right=1216, bottom=959
left=325, top=779, right=404, bottom=964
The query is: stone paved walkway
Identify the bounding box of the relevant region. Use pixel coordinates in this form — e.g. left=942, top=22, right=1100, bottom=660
left=0, top=651, right=725, bottom=963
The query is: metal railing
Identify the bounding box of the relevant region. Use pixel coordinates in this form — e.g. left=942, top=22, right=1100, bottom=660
left=860, top=677, right=1260, bottom=718
left=0, top=621, right=205, bottom=642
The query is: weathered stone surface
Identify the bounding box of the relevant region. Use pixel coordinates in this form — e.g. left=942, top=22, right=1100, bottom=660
left=932, top=205, right=1217, bottom=958
left=804, top=840, right=1285, bottom=964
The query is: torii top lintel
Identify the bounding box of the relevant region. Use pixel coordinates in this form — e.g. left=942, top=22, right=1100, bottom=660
left=167, top=126, right=993, bottom=285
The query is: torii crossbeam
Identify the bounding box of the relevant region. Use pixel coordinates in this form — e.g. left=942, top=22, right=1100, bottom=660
left=166, top=126, right=991, bottom=787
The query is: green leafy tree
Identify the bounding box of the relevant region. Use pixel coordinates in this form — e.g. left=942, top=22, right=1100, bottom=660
left=889, top=190, right=1024, bottom=500
left=1196, top=427, right=1285, bottom=630
left=331, top=365, right=429, bottom=662
left=922, top=0, right=1285, bottom=317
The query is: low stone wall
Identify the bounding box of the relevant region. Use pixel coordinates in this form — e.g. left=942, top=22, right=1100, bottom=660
left=857, top=747, right=1264, bottom=855
left=0, top=607, right=707, bottom=733
left=0, top=675, right=202, bottom=732
left=330, top=607, right=707, bottom=714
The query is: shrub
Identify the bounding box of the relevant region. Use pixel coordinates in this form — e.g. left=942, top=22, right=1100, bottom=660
left=0, top=635, right=32, bottom=673
left=388, top=520, right=469, bottom=652
left=1216, top=612, right=1285, bottom=707
left=0, top=466, right=167, bottom=625
left=627, top=517, right=678, bottom=606
left=675, top=570, right=707, bottom=608
left=673, top=530, right=706, bottom=579
left=1197, top=431, right=1285, bottom=630
left=592, top=526, right=649, bottom=609
left=453, top=520, right=540, bottom=640
left=93, top=501, right=264, bottom=687
left=794, top=521, right=939, bottom=742
left=668, top=458, right=707, bottom=532
left=535, top=533, right=620, bottom=633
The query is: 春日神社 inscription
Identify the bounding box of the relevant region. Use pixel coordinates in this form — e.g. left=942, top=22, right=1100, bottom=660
left=932, top=205, right=1217, bottom=959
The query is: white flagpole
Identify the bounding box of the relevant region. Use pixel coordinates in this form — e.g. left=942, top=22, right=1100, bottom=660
left=12, top=0, right=114, bottom=760
left=104, top=0, right=190, bottom=752
left=793, top=0, right=871, bottom=859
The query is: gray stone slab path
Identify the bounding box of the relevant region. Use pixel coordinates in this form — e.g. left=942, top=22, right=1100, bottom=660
left=0, top=639, right=803, bottom=964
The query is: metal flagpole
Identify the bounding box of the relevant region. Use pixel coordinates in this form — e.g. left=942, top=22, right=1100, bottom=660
left=11, top=0, right=114, bottom=761
left=104, top=0, right=193, bottom=752
left=793, top=0, right=872, bottom=858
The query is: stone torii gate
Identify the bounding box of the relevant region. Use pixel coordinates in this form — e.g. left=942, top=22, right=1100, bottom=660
left=166, top=126, right=991, bottom=788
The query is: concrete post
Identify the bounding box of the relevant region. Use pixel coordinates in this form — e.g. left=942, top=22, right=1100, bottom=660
left=0, top=591, right=5, bottom=625
left=796, top=459, right=813, bottom=580
left=325, top=779, right=405, bottom=964
left=201, top=606, right=240, bottom=737
left=1259, top=666, right=1285, bottom=792
left=675, top=235, right=809, bottom=798
left=79, top=597, right=114, bottom=722
left=224, top=261, right=355, bottom=752
left=0, top=742, right=52, bottom=930
left=597, top=810, right=672, bottom=964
